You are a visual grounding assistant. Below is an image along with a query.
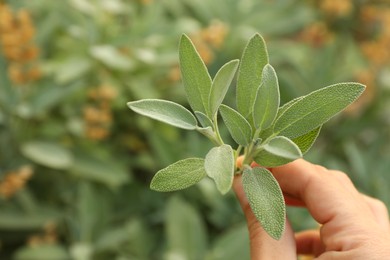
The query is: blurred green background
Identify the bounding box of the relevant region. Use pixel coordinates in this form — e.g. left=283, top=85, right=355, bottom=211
left=0, top=0, right=389, bottom=259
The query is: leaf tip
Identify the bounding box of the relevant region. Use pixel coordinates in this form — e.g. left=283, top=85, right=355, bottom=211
left=251, top=32, right=265, bottom=40
left=126, top=101, right=135, bottom=109
left=180, top=33, right=191, bottom=44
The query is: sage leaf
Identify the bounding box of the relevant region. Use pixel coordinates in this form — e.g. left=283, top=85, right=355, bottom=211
left=204, top=144, right=234, bottom=195
left=209, top=59, right=239, bottom=117
left=276, top=96, right=304, bottom=119
left=253, top=64, right=280, bottom=130
left=254, top=136, right=302, bottom=167
left=166, top=197, right=207, bottom=260
left=242, top=167, right=285, bottom=240
left=275, top=83, right=365, bottom=138
left=127, top=99, right=197, bottom=130
left=195, top=111, right=213, bottom=128
left=196, top=126, right=218, bottom=145
left=14, top=244, right=70, bottom=259
left=219, top=104, right=252, bottom=146
left=150, top=158, right=206, bottom=192
left=208, top=224, right=250, bottom=260
left=259, top=128, right=274, bottom=142
left=21, top=141, right=73, bottom=170
left=292, top=126, right=321, bottom=154
left=179, top=34, right=212, bottom=114
left=236, top=33, right=269, bottom=119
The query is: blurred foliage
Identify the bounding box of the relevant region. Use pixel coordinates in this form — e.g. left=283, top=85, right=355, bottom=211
left=0, top=0, right=389, bottom=259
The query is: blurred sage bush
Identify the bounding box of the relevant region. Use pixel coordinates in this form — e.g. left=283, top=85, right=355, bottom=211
left=0, top=0, right=389, bottom=259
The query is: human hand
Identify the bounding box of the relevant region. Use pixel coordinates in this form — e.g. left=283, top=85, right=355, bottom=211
left=233, top=159, right=390, bottom=259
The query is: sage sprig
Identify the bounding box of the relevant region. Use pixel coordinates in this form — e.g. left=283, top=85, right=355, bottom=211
left=127, top=33, right=365, bottom=240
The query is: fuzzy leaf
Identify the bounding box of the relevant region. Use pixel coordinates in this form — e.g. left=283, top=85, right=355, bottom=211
left=204, top=144, right=234, bottom=194
left=90, top=45, right=134, bottom=71
left=208, top=224, right=250, bottom=260
left=166, top=197, right=207, bottom=260
left=259, top=97, right=305, bottom=140
left=276, top=96, right=304, bottom=119
left=127, top=99, right=197, bottom=130
left=209, top=60, right=239, bottom=117
left=21, top=141, right=73, bottom=170
left=150, top=158, right=206, bottom=192
left=195, top=111, right=213, bottom=128
left=253, top=64, right=280, bottom=130
left=254, top=136, right=302, bottom=167
left=292, top=126, right=321, bottom=154
left=275, top=83, right=365, bottom=138
left=242, top=167, right=285, bottom=240
left=219, top=104, right=252, bottom=146
left=196, top=126, right=218, bottom=145
left=179, top=34, right=212, bottom=114
left=236, top=34, right=269, bottom=119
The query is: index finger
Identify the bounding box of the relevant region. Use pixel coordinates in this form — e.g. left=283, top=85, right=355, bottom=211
left=270, top=159, right=370, bottom=226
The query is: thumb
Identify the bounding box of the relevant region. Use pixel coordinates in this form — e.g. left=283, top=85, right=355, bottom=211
left=233, top=174, right=296, bottom=259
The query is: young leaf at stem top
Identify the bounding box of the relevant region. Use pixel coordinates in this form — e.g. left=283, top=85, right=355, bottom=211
left=274, top=83, right=365, bottom=138
left=204, top=144, right=235, bottom=195
left=219, top=104, right=252, bottom=146
left=127, top=99, right=197, bottom=130
left=195, top=111, right=213, bottom=128
left=253, top=64, right=280, bottom=130
left=209, top=59, right=239, bottom=118
left=236, top=33, right=269, bottom=120
left=242, top=167, right=285, bottom=240
left=179, top=34, right=212, bottom=115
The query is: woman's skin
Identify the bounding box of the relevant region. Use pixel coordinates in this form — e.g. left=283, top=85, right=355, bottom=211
left=233, top=159, right=390, bottom=259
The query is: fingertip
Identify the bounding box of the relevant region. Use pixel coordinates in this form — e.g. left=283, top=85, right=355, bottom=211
left=269, top=159, right=354, bottom=224
left=236, top=156, right=244, bottom=168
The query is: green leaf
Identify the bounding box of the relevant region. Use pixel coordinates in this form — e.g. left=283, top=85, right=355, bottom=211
left=259, top=97, right=304, bottom=140
left=0, top=57, right=18, bottom=112
left=166, top=196, right=207, bottom=260
left=209, top=59, right=239, bottom=117
left=95, top=219, right=152, bottom=257
left=90, top=45, right=134, bottom=71
left=127, top=99, right=197, bottom=130
left=242, top=167, right=285, bottom=240
left=204, top=144, right=235, bottom=195
left=259, top=97, right=305, bottom=141
left=14, top=244, right=70, bottom=260
left=21, top=141, right=73, bottom=170
left=253, top=64, right=280, bottom=130
left=292, top=126, right=321, bottom=154
left=29, top=82, right=82, bottom=116
left=276, top=96, right=304, bottom=119
left=71, top=153, right=129, bottom=188
left=179, top=34, right=212, bottom=114
left=53, top=57, right=91, bottom=84
left=207, top=223, right=250, bottom=260
left=219, top=104, right=252, bottom=146
left=236, top=33, right=269, bottom=119
left=195, top=111, right=213, bottom=128
left=254, top=136, right=302, bottom=167
left=274, top=83, right=365, bottom=138
left=150, top=158, right=206, bottom=192
left=196, top=126, right=218, bottom=144
left=0, top=212, right=57, bottom=230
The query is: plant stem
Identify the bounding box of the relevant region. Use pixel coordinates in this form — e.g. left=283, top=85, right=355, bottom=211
left=254, top=127, right=262, bottom=139
left=212, top=114, right=224, bottom=145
